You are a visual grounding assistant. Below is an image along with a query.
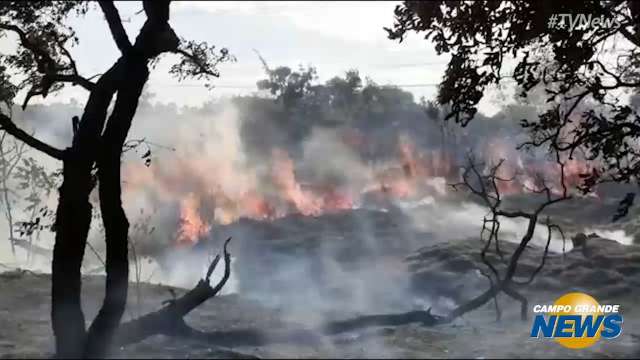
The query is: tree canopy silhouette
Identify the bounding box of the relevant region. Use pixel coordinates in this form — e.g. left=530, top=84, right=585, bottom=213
left=244, top=61, right=436, bottom=160
left=0, top=1, right=233, bottom=357
left=387, top=1, right=640, bottom=202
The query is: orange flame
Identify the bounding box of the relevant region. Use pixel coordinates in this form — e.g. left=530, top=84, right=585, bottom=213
left=123, top=127, right=600, bottom=248
left=176, top=193, right=210, bottom=245
left=271, top=148, right=325, bottom=216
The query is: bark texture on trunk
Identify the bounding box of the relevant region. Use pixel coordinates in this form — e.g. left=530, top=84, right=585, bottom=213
left=51, top=60, right=123, bottom=359
left=85, top=55, right=149, bottom=358
left=50, top=1, right=178, bottom=357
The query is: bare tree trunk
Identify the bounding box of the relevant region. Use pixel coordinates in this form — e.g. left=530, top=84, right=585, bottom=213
left=445, top=154, right=568, bottom=323
left=50, top=1, right=179, bottom=354
left=84, top=55, right=149, bottom=358
left=0, top=1, right=210, bottom=357
left=51, top=153, right=94, bottom=358
left=51, top=60, right=122, bottom=359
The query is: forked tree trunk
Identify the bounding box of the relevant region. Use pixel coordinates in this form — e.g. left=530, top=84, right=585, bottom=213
left=51, top=62, right=122, bottom=358
left=49, top=1, right=177, bottom=357
left=0, top=1, right=182, bottom=358
left=51, top=155, right=93, bottom=358
left=85, top=55, right=149, bottom=358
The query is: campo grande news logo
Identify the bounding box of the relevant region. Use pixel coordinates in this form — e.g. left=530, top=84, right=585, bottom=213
left=530, top=292, right=623, bottom=349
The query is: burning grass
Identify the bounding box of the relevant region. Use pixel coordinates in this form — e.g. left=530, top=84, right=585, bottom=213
left=123, top=119, right=599, bottom=253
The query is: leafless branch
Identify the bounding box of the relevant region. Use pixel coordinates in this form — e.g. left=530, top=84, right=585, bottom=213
left=86, top=240, right=106, bottom=269
left=478, top=268, right=501, bottom=321
left=512, top=217, right=563, bottom=286
left=445, top=154, right=570, bottom=323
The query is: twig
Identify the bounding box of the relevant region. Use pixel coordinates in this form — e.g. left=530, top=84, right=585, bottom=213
left=444, top=154, right=570, bottom=322
left=86, top=240, right=105, bottom=268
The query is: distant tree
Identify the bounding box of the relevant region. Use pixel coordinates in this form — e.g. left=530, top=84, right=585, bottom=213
left=250, top=62, right=437, bottom=159
left=0, top=1, right=233, bottom=357
left=256, top=57, right=318, bottom=111
left=387, top=1, right=640, bottom=200
left=323, top=69, right=363, bottom=119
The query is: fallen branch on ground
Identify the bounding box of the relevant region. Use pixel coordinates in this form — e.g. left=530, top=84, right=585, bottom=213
left=114, top=237, right=232, bottom=347
left=323, top=309, right=444, bottom=335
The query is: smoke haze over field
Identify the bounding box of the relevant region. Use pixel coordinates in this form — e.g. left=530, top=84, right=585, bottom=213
left=0, top=60, right=637, bottom=322
left=0, top=76, right=637, bottom=349
left=1, top=79, right=632, bottom=271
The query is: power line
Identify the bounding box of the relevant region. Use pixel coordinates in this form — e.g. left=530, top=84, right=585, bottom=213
left=149, top=84, right=256, bottom=89
left=228, top=60, right=450, bottom=69
left=146, top=75, right=517, bottom=90
left=143, top=60, right=453, bottom=89
left=372, top=61, right=449, bottom=68
left=148, top=82, right=442, bottom=89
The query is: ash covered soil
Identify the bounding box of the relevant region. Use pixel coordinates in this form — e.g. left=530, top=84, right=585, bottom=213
left=2, top=199, right=640, bottom=358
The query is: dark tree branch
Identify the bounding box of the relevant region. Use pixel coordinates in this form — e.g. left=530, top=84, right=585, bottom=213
left=323, top=309, right=443, bottom=335
left=115, top=238, right=232, bottom=347
left=389, top=1, right=640, bottom=194
left=133, top=0, right=179, bottom=57
left=0, top=113, right=64, bottom=160
left=478, top=268, right=501, bottom=321
left=143, top=0, right=171, bottom=23
left=205, top=254, right=221, bottom=282
left=511, top=217, right=562, bottom=286
left=48, top=74, right=96, bottom=92
left=445, top=156, right=570, bottom=323
left=2, top=1, right=232, bottom=357
left=502, top=285, right=528, bottom=321
left=618, top=26, right=640, bottom=48
left=173, top=48, right=224, bottom=78
left=0, top=23, right=56, bottom=73
left=0, top=23, right=96, bottom=102
left=98, top=1, right=133, bottom=55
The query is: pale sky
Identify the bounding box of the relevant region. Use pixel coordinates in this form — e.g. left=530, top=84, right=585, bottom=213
left=3, top=2, right=636, bottom=267
left=1, top=1, right=505, bottom=115
left=7, top=1, right=635, bottom=126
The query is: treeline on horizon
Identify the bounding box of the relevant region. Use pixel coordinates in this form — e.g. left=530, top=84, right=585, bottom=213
left=14, top=63, right=548, bottom=170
